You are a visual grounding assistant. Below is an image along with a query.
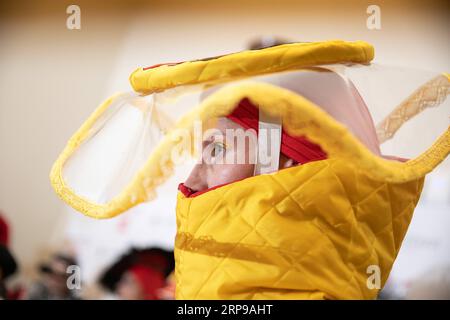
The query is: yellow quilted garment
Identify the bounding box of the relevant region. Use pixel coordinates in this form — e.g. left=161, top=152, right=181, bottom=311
left=175, top=159, right=424, bottom=299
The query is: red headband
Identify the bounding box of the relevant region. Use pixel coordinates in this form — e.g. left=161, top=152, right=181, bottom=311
left=226, top=98, right=327, bottom=165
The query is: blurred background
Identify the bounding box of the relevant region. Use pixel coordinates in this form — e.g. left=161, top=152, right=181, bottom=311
left=0, top=0, right=449, bottom=299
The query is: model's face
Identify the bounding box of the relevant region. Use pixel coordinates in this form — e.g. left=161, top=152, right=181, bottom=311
left=184, top=118, right=256, bottom=192
left=184, top=118, right=294, bottom=193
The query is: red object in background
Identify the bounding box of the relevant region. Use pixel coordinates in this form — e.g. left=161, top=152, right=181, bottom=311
left=0, top=214, right=10, bottom=247
left=129, top=265, right=165, bottom=300
left=99, top=247, right=175, bottom=299
left=0, top=212, right=20, bottom=299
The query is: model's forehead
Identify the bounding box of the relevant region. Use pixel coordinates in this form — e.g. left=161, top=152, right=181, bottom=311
left=216, top=117, right=243, bottom=131
left=203, top=117, right=244, bottom=135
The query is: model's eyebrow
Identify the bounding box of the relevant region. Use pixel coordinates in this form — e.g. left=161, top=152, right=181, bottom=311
left=203, top=128, right=227, bottom=141
left=201, top=134, right=218, bottom=148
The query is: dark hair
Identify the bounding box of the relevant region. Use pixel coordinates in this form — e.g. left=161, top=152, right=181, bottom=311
left=0, top=244, right=18, bottom=279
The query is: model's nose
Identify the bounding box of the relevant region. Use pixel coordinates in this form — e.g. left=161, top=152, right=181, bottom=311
left=184, top=164, right=208, bottom=192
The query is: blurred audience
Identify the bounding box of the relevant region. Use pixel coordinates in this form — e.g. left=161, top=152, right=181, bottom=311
left=115, top=265, right=165, bottom=300
left=0, top=214, right=19, bottom=300
left=26, top=253, right=79, bottom=300
left=99, top=247, right=175, bottom=300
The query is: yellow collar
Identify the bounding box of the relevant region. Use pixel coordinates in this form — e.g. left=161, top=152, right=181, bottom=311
left=175, top=159, right=424, bottom=299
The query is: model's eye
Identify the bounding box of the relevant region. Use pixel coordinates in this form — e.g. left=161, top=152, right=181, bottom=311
left=211, top=142, right=225, bottom=157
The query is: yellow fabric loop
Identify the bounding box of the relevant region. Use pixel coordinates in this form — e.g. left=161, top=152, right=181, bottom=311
left=129, top=40, right=374, bottom=94
left=50, top=82, right=448, bottom=219
left=49, top=40, right=448, bottom=219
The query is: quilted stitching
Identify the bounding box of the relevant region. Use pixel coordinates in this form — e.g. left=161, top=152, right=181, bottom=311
left=175, top=158, right=424, bottom=299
